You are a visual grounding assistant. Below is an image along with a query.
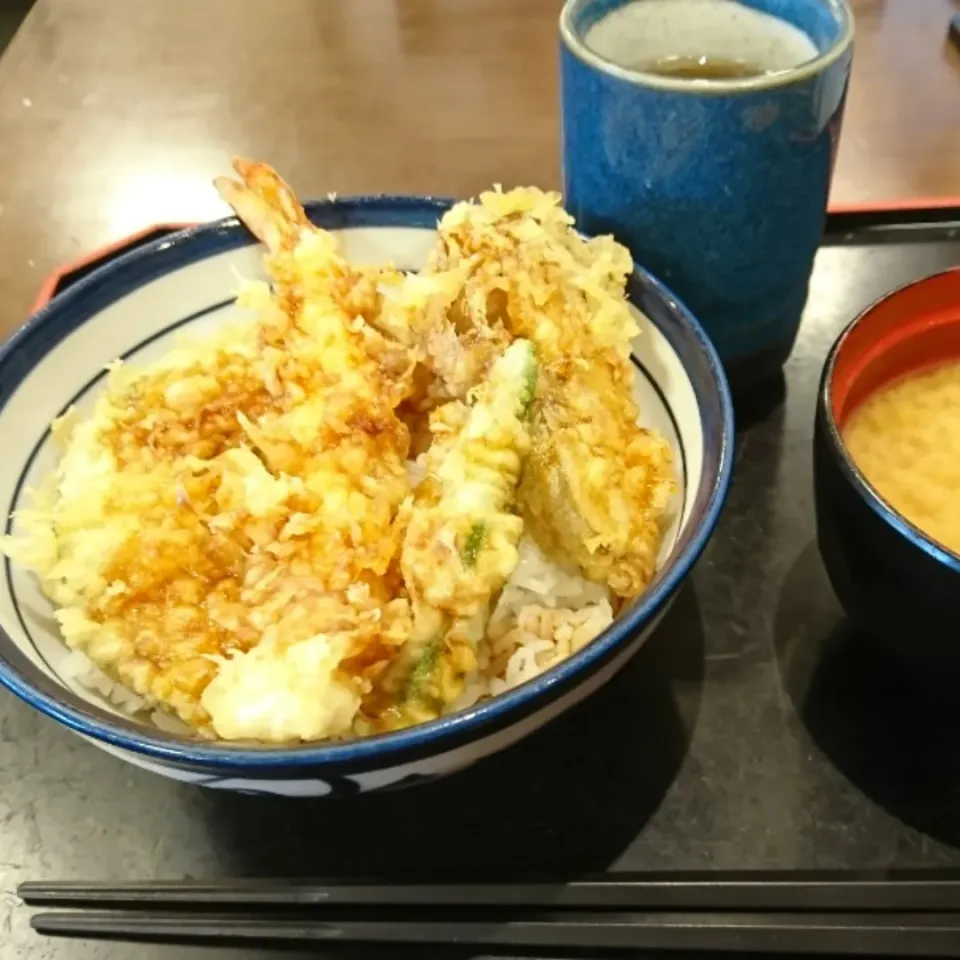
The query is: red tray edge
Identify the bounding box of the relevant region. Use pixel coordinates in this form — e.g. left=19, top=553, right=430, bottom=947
left=828, top=196, right=960, bottom=214
left=31, top=222, right=194, bottom=313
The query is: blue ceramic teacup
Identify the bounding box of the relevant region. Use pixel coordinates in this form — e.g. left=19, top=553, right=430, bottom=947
left=560, top=0, right=854, bottom=387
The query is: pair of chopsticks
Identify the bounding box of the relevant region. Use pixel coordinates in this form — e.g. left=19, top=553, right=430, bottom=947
left=19, top=872, right=960, bottom=954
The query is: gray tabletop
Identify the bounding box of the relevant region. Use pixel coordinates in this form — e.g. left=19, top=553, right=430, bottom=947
left=4, top=231, right=960, bottom=959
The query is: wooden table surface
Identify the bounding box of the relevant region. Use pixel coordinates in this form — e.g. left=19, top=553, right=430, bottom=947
left=0, top=0, right=957, bottom=342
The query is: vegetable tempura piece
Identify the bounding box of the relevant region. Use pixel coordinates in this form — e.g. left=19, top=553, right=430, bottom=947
left=427, top=186, right=676, bottom=597
left=429, top=187, right=640, bottom=364
left=371, top=339, right=539, bottom=728
left=521, top=363, right=675, bottom=597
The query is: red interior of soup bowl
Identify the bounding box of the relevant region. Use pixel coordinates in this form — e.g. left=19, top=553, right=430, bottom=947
left=830, top=268, right=960, bottom=427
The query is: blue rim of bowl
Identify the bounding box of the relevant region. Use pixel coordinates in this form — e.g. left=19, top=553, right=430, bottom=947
left=818, top=267, right=960, bottom=572
left=0, top=196, right=734, bottom=772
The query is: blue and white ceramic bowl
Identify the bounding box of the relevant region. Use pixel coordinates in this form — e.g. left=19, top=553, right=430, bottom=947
left=0, top=198, right=733, bottom=796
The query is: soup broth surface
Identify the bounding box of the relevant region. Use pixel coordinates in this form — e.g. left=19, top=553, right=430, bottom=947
left=843, top=360, right=960, bottom=556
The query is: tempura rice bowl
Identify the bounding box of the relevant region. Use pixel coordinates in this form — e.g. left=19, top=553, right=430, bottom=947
left=0, top=197, right=732, bottom=795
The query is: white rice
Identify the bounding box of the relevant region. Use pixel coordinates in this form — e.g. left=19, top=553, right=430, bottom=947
left=59, top=650, right=192, bottom=734
left=59, top=534, right=613, bottom=734
left=444, top=536, right=614, bottom=711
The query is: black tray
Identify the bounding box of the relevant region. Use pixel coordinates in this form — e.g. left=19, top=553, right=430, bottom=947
left=5, top=209, right=960, bottom=960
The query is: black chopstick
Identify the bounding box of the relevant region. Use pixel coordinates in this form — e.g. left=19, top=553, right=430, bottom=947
left=27, top=909, right=960, bottom=955
left=18, top=871, right=960, bottom=912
